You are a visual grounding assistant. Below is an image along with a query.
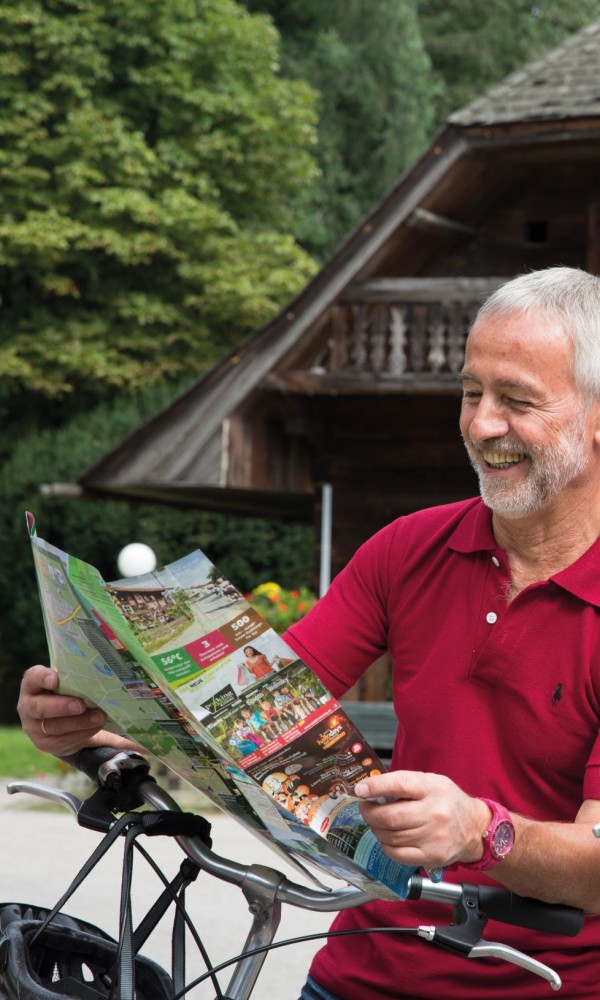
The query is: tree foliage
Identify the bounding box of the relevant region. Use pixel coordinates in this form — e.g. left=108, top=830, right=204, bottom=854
left=241, top=0, right=435, bottom=258
left=418, top=0, right=600, bottom=121
left=4, top=0, right=600, bottom=726
left=0, top=0, right=319, bottom=402
left=242, top=0, right=600, bottom=257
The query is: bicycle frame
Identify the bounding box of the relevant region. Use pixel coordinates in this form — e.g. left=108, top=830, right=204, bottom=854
left=5, top=750, right=585, bottom=998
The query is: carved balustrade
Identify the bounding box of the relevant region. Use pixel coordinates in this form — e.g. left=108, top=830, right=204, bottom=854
left=318, top=277, right=505, bottom=382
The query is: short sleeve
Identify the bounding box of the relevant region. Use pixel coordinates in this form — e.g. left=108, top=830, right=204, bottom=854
left=283, top=520, right=400, bottom=697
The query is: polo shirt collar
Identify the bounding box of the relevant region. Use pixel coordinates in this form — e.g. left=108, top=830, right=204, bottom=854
left=447, top=499, right=496, bottom=554
left=447, top=498, right=600, bottom=608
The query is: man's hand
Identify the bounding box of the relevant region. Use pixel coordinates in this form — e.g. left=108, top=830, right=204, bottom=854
left=17, top=665, right=137, bottom=758
left=354, top=770, right=491, bottom=870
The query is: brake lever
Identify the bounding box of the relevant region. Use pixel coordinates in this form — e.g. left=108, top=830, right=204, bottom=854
left=416, top=883, right=562, bottom=991
left=468, top=941, right=561, bottom=991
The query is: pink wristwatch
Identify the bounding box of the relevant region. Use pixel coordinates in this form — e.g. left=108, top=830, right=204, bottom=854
left=467, top=798, right=515, bottom=871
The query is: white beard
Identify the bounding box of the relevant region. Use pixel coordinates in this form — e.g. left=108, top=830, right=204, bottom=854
left=464, top=412, right=590, bottom=518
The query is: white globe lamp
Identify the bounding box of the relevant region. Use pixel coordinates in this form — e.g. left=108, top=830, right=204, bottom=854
left=117, top=542, right=157, bottom=578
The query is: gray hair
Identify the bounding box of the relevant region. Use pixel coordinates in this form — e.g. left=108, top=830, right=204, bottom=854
left=474, top=267, right=600, bottom=399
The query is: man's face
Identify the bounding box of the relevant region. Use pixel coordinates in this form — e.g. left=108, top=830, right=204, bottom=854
left=459, top=310, right=598, bottom=520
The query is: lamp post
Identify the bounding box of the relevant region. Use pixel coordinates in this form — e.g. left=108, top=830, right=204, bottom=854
left=116, top=542, right=157, bottom=578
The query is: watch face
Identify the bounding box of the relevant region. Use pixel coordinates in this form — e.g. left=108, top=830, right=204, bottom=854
left=491, top=819, right=515, bottom=860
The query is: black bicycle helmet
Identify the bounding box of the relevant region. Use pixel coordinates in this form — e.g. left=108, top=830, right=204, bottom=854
left=0, top=905, right=173, bottom=1000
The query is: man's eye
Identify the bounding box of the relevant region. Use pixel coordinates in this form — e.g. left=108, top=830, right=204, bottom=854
left=506, top=397, right=530, bottom=408
left=462, top=390, right=481, bottom=401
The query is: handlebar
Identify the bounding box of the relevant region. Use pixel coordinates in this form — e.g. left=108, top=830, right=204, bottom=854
left=8, top=746, right=586, bottom=994
left=471, top=884, right=583, bottom=938
left=407, top=876, right=583, bottom=939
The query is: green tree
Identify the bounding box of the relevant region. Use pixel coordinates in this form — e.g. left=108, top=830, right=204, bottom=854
left=419, top=0, right=600, bottom=122
left=0, top=0, right=319, bottom=407
left=241, top=0, right=435, bottom=258
left=242, top=0, right=600, bottom=256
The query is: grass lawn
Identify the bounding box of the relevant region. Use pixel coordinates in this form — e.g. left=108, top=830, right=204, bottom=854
left=0, top=726, right=65, bottom=779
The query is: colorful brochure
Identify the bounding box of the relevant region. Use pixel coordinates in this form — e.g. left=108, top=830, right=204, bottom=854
left=27, top=513, right=424, bottom=901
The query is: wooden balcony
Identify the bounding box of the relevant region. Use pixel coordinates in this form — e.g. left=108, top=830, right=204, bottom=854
left=267, top=277, right=506, bottom=395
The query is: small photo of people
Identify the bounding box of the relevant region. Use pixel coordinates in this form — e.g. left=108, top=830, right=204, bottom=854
left=261, top=770, right=320, bottom=822
left=225, top=697, right=294, bottom=760
left=206, top=661, right=331, bottom=763
left=233, top=633, right=297, bottom=692
left=228, top=717, right=267, bottom=756
left=236, top=645, right=277, bottom=685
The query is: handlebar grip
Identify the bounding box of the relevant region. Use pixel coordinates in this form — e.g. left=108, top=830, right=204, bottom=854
left=476, top=885, right=584, bottom=937
left=61, top=746, right=137, bottom=784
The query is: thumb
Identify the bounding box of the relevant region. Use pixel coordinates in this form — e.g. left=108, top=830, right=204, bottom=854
left=354, top=770, right=426, bottom=802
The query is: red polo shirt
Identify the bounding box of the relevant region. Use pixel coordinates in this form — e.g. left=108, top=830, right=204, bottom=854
left=284, top=498, right=600, bottom=999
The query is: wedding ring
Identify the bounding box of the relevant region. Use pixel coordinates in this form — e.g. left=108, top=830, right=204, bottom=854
left=41, top=719, right=48, bottom=737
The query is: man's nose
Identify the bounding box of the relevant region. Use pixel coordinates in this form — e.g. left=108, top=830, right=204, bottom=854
left=466, top=397, right=510, bottom=442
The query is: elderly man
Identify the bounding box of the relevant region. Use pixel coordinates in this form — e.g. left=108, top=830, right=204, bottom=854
left=18, top=267, right=600, bottom=998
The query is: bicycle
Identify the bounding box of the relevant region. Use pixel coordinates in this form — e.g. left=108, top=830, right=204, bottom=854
left=0, top=748, right=586, bottom=1000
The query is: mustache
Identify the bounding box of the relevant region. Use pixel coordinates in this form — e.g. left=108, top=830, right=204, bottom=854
left=463, top=436, right=529, bottom=457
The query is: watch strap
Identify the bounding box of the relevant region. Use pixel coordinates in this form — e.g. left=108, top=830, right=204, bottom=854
left=466, top=797, right=515, bottom=871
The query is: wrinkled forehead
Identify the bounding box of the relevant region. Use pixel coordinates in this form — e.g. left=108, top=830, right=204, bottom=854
left=462, top=310, right=580, bottom=396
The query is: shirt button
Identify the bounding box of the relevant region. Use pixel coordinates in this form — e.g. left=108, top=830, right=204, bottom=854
left=491, top=556, right=500, bottom=567
left=486, top=612, right=498, bottom=624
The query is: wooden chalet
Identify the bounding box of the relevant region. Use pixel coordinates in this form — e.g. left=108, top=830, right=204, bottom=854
left=47, top=20, right=600, bottom=701
left=104, top=583, right=178, bottom=631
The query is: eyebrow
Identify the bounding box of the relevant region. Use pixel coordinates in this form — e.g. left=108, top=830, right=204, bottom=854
left=457, top=371, right=539, bottom=395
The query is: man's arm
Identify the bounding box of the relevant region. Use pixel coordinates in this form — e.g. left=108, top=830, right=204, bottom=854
left=355, top=770, right=600, bottom=914
left=501, top=800, right=600, bottom=912
left=18, top=665, right=142, bottom=757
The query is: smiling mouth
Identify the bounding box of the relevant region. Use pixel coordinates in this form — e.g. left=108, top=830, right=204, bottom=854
left=482, top=450, right=527, bottom=470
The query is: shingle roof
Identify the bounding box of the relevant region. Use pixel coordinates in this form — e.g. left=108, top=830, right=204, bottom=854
left=450, top=19, right=600, bottom=126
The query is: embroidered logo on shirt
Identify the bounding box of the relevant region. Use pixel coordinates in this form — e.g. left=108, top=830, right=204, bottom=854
left=551, top=683, right=563, bottom=707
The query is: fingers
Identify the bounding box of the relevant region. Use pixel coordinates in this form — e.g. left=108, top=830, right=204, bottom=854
left=36, top=722, right=114, bottom=759
left=354, top=769, right=428, bottom=803
left=359, top=796, right=424, bottom=834
left=354, top=770, right=481, bottom=869
left=19, top=664, right=60, bottom=696
left=19, top=665, right=87, bottom=718
left=17, top=664, right=107, bottom=757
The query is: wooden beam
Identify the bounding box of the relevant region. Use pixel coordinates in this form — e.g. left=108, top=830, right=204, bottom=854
left=73, top=482, right=315, bottom=520
left=341, top=276, right=505, bottom=304
left=262, top=370, right=462, bottom=396
left=406, top=207, right=478, bottom=237
left=464, top=120, right=600, bottom=148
